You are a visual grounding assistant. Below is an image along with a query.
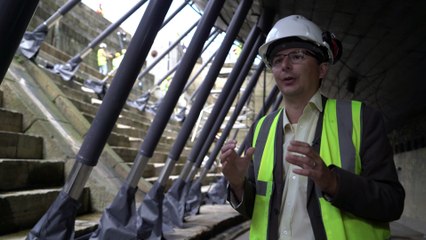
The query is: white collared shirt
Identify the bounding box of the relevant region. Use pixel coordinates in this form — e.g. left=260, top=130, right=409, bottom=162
left=278, top=91, right=323, bottom=240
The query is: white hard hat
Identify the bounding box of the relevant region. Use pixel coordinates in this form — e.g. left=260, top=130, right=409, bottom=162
left=100, top=43, right=107, bottom=48
left=258, top=15, right=335, bottom=67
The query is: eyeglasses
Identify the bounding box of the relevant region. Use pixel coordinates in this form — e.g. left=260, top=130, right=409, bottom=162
left=271, top=50, right=314, bottom=67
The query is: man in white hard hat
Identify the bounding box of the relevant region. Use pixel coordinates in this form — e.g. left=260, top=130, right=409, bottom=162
left=220, top=15, right=404, bottom=240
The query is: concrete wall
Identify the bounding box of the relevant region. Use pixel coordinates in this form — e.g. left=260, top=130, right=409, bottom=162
left=394, top=148, right=426, bottom=229
left=387, top=112, right=426, bottom=231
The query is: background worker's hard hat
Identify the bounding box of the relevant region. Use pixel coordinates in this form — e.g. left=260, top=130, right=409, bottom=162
left=100, top=42, right=107, bottom=48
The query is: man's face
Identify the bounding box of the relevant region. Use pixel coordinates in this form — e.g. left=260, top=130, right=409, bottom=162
left=270, top=47, right=328, bottom=100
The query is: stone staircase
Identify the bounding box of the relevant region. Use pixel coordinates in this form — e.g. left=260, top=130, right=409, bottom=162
left=36, top=41, right=216, bottom=187
left=0, top=88, right=94, bottom=238
left=51, top=74, right=206, bottom=189
left=45, top=39, right=221, bottom=183
left=0, top=42, right=223, bottom=238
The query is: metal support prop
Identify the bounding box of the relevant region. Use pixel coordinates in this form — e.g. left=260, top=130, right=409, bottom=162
left=76, top=0, right=148, bottom=62
left=86, top=17, right=200, bottom=97
left=236, top=85, right=280, bottom=155
left=184, top=63, right=264, bottom=214
left=134, top=1, right=226, bottom=239
left=162, top=10, right=267, bottom=227
left=180, top=14, right=265, bottom=179
left=160, top=0, right=253, bottom=228
left=37, top=0, right=81, bottom=31
left=201, top=84, right=280, bottom=207
left=180, top=11, right=275, bottom=215
left=198, top=86, right=280, bottom=207
left=127, top=0, right=225, bottom=189
left=76, top=1, right=224, bottom=239
left=272, top=91, right=284, bottom=111
left=164, top=0, right=253, bottom=175
left=84, top=0, right=193, bottom=92
left=136, top=19, right=200, bottom=81
left=152, top=29, right=219, bottom=87
left=188, top=36, right=264, bottom=180
left=161, top=0, right=192, bottom=28
left=188, top=10, right=275, bottom=172
left=54, top=0, right=149, bottom=81
left=184, top=50, right=217, bottom=94
left=0, top=0, right=39, bottom=84
left=127, top=29, right=220, bottom=111
left=27, top=0, right=172, bottom=239
left=200, top=62, right=265, bottom=180
left=18, top=0, right=81, bottom=59
left=153, top=28, right=219, bottom=88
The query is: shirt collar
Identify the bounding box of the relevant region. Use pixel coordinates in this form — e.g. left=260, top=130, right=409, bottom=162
left=282, top=90, right=323, bottom=128
left=310, top=90, right=323, bottom=113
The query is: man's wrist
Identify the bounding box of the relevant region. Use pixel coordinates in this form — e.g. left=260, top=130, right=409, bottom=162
left=323, top=167, right=338, bottom=200
left=229, top=180, right=245, bottom=201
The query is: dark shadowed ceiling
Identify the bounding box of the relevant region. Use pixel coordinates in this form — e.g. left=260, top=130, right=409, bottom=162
left=194, top=0, right=426, bottom=132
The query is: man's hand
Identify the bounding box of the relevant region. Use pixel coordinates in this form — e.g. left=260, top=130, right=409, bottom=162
left=285, top=140, right=338, bottom=196
left=220, top=140, right=254, bottom=201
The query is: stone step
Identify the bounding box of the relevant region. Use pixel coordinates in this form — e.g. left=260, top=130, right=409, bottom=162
left=68, top=98, right=100, bottom=117
left=123, top=162, right=150, bottom=178
left=151, top=162, right=186, bottom=177
left=141, top=162, right=156, bottom=178
left=0, top=159, right=64, bottom=191
left=82, top=112, right=149, bottom=135
left=89, top=100, right=184, bottom=132
left=0, top=108, right=23, bottom=133
left=0, top=188, right=91, bottom=235
left=107, top=130, right=190, bottom=156
left=139, top=133, right=177, bottom=146
left=56, top=81, right=140, bottom=114
left=0, top=131, right=43, bottom=159
left=110, top=123, right=144, bottom=139
left=68, top=98, right=170, bottom=130
left=145, top=173, right=222, bottom=191
left=56, top=82, right=96, bottom=104
left=82, top=110, right=180, bottom=142
left=110, top=116, right=179, bottom=144
left=112, top=146, right=188, bottom=164
left=107, top=132, right=133, bottom=148
left=133, top=141, right=192, bottom=157
left=107, top=131, right=177, bottom=149
left=85, top=89, right=147, bottom=114
left=112, top=146, right=167, bottom=163
left=127, top=162, right=187, bottom=179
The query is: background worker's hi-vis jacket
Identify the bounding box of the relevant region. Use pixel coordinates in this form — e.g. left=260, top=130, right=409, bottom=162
left=231, top=97, right=405, bottom=240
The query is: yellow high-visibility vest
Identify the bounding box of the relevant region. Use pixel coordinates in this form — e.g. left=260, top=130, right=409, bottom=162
left=97, top=48, right=108, bottom=66
left=249, top=99, right=390, bottom=240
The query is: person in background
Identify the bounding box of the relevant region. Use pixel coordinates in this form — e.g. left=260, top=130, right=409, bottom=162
left=97, top=42, right=111, bottom=75
left=112, top=51, right=123, bottom=71
left=220, top=15, right=405, bottom=240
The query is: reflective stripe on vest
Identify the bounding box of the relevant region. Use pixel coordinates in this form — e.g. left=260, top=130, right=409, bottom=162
left=319, top=99, right=390, bottom=240
left=250, top=109, right=283, bottom=240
